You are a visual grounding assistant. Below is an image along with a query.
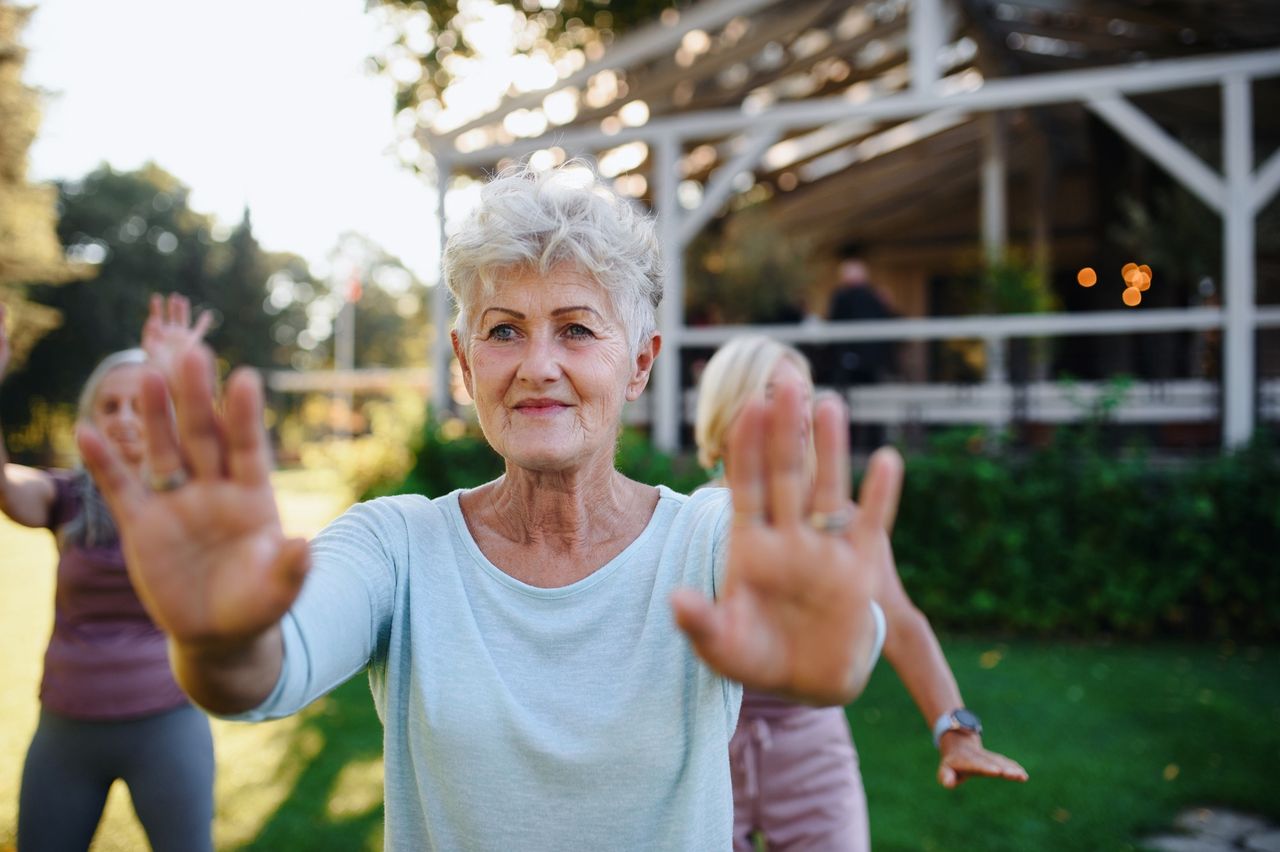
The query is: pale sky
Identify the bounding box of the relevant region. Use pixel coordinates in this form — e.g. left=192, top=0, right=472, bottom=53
left=22, top=0, right=440, bottom=282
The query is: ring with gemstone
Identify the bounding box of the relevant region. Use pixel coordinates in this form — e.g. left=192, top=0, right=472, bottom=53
left=148, top=468, right=190, bottom=493
left=808, top=506, right=854, bottom=534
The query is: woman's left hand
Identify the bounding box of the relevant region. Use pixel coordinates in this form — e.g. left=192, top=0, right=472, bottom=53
left=937, top=733, right=1029, bottom=788
left=672, top=380, right=903, bottom=706
left=141, top=293, right=213, bottom=384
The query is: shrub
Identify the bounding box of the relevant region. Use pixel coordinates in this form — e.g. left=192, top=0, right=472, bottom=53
left=373, top=412, right=1280, bottom=640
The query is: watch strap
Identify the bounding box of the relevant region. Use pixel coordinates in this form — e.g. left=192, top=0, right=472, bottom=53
left=932, top=709, right=980, bottom=747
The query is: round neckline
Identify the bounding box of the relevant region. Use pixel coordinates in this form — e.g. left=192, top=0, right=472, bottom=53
left=445, top=485, right=675, bottom=599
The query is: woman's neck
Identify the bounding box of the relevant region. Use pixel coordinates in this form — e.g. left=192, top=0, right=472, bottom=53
left=460, top=456, right=658, bottom=586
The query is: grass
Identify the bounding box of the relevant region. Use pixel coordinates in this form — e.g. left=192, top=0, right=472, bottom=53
left=1, top=469, right=1276, bottom=850
left=852, top=637, right=1279, bottom=851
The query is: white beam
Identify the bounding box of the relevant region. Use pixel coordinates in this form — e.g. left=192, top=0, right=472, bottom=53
left=444, top=48, right=1280, bottom=166
left=1251, top=145, right=1280, bottom=214
left=910, top=0, right=944, bottom=94
left=652, top=133, right=683, bottom=452
left=431, top=0, right=782, bottom=145
left=981, top=112, right=1007, bottom=265
left=431, top=159, right=454, bottom=417
left=1087, top=94, right=1227, bottom=214
left=675, top=126, right=781, bottom=249
left=676, top=307, right=1225, bottom=346
left=1222, top=74, right=1256, bottom=449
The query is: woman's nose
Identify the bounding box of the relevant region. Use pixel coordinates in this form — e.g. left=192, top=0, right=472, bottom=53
left=516, top=335, right=561, bottom=383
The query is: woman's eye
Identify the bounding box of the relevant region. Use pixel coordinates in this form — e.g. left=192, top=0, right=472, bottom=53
left=486, top=324, right=517, bottom=340
left=564, top=323, right=595, bottom=339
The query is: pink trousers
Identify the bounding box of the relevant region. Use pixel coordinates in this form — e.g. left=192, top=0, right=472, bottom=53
left=729, top=704, right=869, bottom=851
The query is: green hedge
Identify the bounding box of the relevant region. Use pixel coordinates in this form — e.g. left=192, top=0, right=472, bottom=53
left=893, top=427, right=1280, bottom=640
left=372, top=413, right=1280, bottom=640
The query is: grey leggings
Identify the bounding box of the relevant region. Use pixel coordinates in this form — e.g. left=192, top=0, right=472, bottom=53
left=18, top=703, right=214, bottom=852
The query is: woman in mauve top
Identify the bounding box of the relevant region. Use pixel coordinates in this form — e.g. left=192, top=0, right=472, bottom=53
left=1, top=296, right=215, bottom=852
left=695, top=335, right=1027, bottom=851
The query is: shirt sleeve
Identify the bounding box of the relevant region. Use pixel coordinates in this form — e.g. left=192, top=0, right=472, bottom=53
left=221, top=498, right=404, bottom=721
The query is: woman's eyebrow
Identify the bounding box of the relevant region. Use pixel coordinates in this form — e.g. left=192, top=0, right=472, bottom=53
left=479, top=307, right=525, bottom=323
left=551, top=306, right=603, bottom=319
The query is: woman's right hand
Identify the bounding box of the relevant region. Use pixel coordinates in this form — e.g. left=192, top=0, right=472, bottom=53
left=77, top=344, right=309, bottom=655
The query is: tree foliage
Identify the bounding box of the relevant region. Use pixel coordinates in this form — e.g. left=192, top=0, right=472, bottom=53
left=0, top=1, right=90, bottom=368
left=368, top=0, right=677, bottom=128
left=0, top=163, right=313, bottom=451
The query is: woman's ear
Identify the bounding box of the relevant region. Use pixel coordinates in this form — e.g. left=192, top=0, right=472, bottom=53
left=625, top=333, right=662, bottom=401
left=450, top=330, right=474, bottom=398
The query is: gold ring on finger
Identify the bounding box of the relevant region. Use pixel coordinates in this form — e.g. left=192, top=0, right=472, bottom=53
left=808, top=506, right=854, bottom=534
left=148, top=468, right=190, bottom=493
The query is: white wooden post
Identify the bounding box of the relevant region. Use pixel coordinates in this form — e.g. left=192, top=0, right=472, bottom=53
left=982, top=111, right=1007, bottom=266
left=1222, top=74, right=1256, bottom=449
left=431, top=157, right=454, bottom=417
left=910, top=0, right=943, bottom=94
left=653, top=132, right=684, bottom=452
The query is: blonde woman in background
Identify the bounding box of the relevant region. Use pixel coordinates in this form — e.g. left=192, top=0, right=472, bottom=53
left=696, top=335, right=1028, bottom=852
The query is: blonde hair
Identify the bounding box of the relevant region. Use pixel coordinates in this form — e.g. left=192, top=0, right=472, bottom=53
left=694, top=335, right=813, bottom=471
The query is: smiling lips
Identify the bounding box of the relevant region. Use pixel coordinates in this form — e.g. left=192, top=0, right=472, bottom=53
left=513, top=398, right=571, bottom=415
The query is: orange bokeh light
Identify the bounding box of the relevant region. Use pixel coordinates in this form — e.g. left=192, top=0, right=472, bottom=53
left=1077, top=267, right=1097, bottom=287
left=1122, top=287, right=1142, bottom=307
left=1124, top=268, right=1142, bottom=284
left=1136, top=273, right=1151, bottom=291
left=1122, top=262, right=1138, bottom=277
left=1139, top=264, right=1152, bottom=277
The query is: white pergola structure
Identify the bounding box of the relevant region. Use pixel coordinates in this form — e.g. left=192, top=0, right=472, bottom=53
left=422, top=0, right=1280, bottom=451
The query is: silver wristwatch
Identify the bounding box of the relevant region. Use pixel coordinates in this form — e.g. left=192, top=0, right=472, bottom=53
left=932, top=708, right=982, bottom=747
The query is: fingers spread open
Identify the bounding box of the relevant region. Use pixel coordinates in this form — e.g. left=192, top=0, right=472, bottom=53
left=77, top=424, right=146, bottom=521
left=174, top=346, right=226, bottom=479
left=192, top=310, right=213, bottom=339
left=854, top=446, right=904, bottom=537
left=225, top=368, right=272, bottom=487
left=168, top=293, right=190, bottom=327
left=725, top=398, right=766, bottom=526
left=809, top=392, right=850, bottom=517
left=141, top=368, right=186, bottom=482
left=764, top=380, right=807, bottom=527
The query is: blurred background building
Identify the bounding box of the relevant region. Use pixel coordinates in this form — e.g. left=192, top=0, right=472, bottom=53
left=414, top=0, right=1280, bottom=453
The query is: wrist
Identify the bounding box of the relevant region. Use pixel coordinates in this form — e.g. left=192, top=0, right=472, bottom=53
left=932, top=707, right=983, bottom=748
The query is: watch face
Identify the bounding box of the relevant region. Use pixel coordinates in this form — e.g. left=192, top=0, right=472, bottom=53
left=954, top=709, right=982, bottom=731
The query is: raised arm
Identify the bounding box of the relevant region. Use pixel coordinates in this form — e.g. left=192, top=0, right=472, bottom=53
left=77, top=345, right=309, bottom=713
left=877, top=556, right=1028, bottom=787
left=672, top=381, right=898, bottom=706
left=0, top=303, right=57, bottom=528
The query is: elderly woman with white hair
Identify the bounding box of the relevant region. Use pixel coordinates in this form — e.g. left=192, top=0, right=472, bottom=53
left=79, top=163, right=902, bottom=851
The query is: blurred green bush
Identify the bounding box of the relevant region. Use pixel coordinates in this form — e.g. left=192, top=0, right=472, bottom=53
left=373, top=411, right=1279, bottom=640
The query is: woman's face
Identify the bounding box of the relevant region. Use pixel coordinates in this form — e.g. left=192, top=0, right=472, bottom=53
left=453, top=265, right=657, bottom=474
left=89, top=364, right=146, bottom=467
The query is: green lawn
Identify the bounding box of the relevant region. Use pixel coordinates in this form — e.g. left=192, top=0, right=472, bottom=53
left=1, top=471, right=1275, bottom=850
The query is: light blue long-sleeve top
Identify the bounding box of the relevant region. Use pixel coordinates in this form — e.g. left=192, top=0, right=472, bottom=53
left=231, top=484, right=884, bottom=851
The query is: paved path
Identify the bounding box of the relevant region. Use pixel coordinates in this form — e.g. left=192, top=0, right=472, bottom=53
left=1141, top=808, right=1280, bottom=852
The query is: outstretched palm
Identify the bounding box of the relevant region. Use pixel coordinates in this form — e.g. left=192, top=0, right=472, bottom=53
left=141, top=293, right=213, bottom=385
left=78, top=347, right=308, bottom=649
left=673, top=382, right=903, bottom=705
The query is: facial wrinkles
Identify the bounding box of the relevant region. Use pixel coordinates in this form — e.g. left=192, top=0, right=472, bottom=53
left=467, top=271, right=633, bottom=465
